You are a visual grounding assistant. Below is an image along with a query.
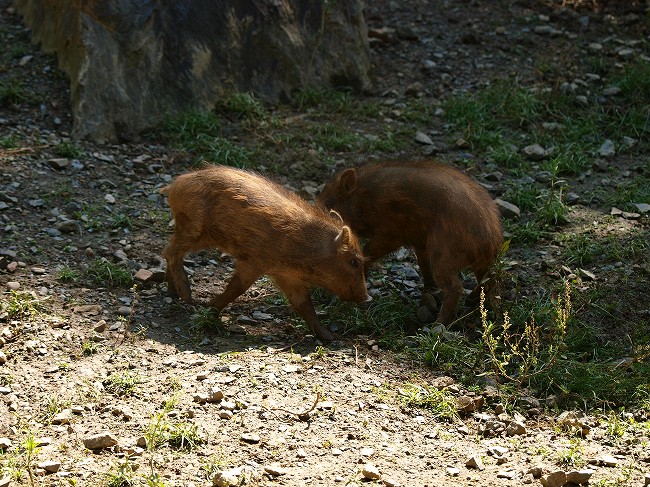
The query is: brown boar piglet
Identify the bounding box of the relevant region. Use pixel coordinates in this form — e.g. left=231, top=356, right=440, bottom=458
left=162, top=165, right=370, bottom=341
left=317, top=160, right=503, bottom=327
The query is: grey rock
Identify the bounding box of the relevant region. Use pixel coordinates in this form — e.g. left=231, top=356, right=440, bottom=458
left=361, top=463, right=381, bottom=480
left=540, top=470, right=566, bottom=487
left=83, top=432, right=118, bottom=450
left=0, top=438, right=11, bottom=450
left=212, top=469, right=239, bottom=487
left=263, top=465, right=288, bottom=476
left=56, top=220, right=78, bottom=233
left=240, top=432, right=260, bottom=444
left=415, top=131, right=434, bottom=145
left=48, top=158, right=69, bottom=170
left=599, top=139, right=616, bottom=158
left=633, top=203, right=650, bottom=213
left=522, top=144, right=548, bottom=160
left=506, top=421, right=526, bottom=436
left=494, top=199, right=521, bottom=218
left=38, top=460, right=61, bottom=473
left=466, top=455, right=484, bottom=470
left=14, top=0, right=371, bottom=142
left=566, top=469, right=595, bottom=484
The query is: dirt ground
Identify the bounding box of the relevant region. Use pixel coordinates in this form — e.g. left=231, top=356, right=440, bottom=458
left=1, top=0, right=649, bottom=486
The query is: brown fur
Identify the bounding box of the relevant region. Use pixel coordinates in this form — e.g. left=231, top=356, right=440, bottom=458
left=162, top=165, right=369, bottom=341
left=317, top=159, right=503, bottom=326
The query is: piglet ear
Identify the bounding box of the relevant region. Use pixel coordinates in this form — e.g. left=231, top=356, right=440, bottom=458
left=340, top=168, right=357, bottom=194
left=335, top=225, right=351, bottom=247
left=329, top=209, right=343, bottom=222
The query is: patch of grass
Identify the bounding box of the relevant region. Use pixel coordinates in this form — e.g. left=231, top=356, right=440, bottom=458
left=166, top=421, right=205, bottom=451
left=104, top=460, right=137, bottom=487
left=55, top=141, right=84, bottom=159
left=505, top=220, right=546, bottom=244
left=0, top=134, right=19, bottom=149
left=217, top=92, right=268, bottom=122
left=0, top=78, right=32, bottom=106
left=56, top=265, right=80, bottom=283
left=103, top=371, right=141, bottom=397
left=1, top=290, right=48, bottom=319
left=555, top=438, right=585, bottom=468
left=160, top=109, right=221, bottom=144
left=110, top=213, right=133, bottom=229
left=86, top=258, right=133, bottom=288
left=189, top=306, right=222, bottom=334
left=398, top=382, right=459, bottom=420
left=309, top=122, right=364, bottom=152
left=319, top=292, right=416, bottom=346
left=81, top=341, right=98, bottom=356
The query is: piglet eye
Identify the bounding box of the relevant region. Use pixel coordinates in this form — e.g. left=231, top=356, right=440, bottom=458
left=350, top=258, right=360, bottom=268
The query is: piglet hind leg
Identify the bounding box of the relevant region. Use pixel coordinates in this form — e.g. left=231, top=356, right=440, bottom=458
left=274, top=277, right=334, bottom=342
left=208, top=261, right=262, bottom=311
left=432, top=268, right=463, bottom=327
left=163, top=237, right=193, bottom=303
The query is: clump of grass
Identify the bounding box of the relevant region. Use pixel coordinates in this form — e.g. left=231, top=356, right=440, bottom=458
left=189, top=306, right=222, bottom=334
left=2, top=291, right=48, bottom=319
left=81, top=341, right=98, bottom=356
left=481, top=282, right=570, bottom=388
left=103, top=371, right=141, bottom=397
left=398, top=382, right=459, bottom=420
left=104, top=460, right=137, bottom=487
left=85, top=258, right=133, bottom=288
left=0, top=78, right=32, bottom=106
left=0, top=134, right=19, bottom=149
left=55, top=141, right=84, bottom=159
left=56, top=265, right=80, bottom=283
left=217, top=92, right=268, bottom=122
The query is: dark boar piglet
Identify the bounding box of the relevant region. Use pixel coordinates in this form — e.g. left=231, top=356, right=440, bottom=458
left=317, top=160, right=502, bottom=326
left=162, top=165, right=369, bottom=341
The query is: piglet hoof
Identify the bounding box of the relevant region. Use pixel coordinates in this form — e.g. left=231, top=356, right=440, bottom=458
left=417, top=305, right=436, bottom=324
left=314, top=327, right=334, bottom=342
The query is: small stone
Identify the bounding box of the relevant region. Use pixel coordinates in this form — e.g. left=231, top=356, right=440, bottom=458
left=599, top=139, right=616, bottom=158
left=212, top=469, right=239, bottom=487
left=38, top=460, right=61, bottom=473
left=219, top=410, right=233, bottom=420
left=466, top=456, right=484, bottom=470
left=0, top=477, right=9, bottom=487
left=566, top=469, right=595, bottom=484
left=497, top=469, right=517, bottom=479
left=446, top=467, right=460, bottom=476
left=494, top=199, right=520, bottom=218
left=104, top=194, right=116, bottom=204
left=540, top=470, right=566, bottom=487
left=360, top=447, right=374, bottom=457
left=263, top=465, right=288, bottom=476
left=579, top=269, right=596, bottom=281
left=193, top=393, right=209, bottom=403
left=0, top=352, right=6, bottom=365
left=117, top=306, right=132, bottom=316
left=52, top=409, right=73, bottom=424
left=6, top=282, right=20, bottom=291
left=633, top=203, right=650, bottom=213
left=31, top=267, right=46, bottom=275
left=600, top=454, right=618, bottom=467
left=603, top=86, right=622, bottom=96
left=56, top=220, right=78, bottom=233
left=208, top=387, right=224, bottom=403
left=83, top=432, right=118, bottom=450
left=645, top=473, right=650, bottom=486
left=241, top=432, right=260, bottom=444
left=456, top=395, right=483, bottom=413
left=506, top=421, right=526, bottom=436
left=48, top=158, right=69, bottom=170
left=522, top=144, right=547, bottom=160
left=415, top=131, right=434, bottom=145
left=134, top=269, right=153, bottom=282
left=361, top=463, right=381, bottom=480
left=0, top=438, right=11, bottom=450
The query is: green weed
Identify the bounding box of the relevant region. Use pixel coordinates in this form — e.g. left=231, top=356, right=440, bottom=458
left=217, top=92, right=268, bottom=122
left=103, top=371, right=141, bottom=397
left=57, top=265, right=80, bottom=283
left=481, top=282, right=569, bottom=388
left=398, top=382, right=459, bottom=420
left=55, top=141, right=84, bottom=159
left=0, top=134, right=18, bottom=149
left=2, top=291, right=48, bottom=318
left=189, top=306, right=222, bottom=334
left=86, top=258, right=133, bottom=288
left=0, top=78, right=32, bottom=106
